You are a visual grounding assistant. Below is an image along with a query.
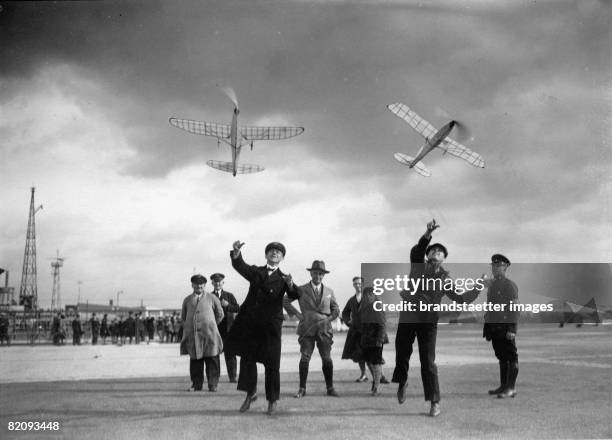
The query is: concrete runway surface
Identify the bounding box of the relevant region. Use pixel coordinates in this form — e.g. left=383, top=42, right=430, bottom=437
left=1, top=325, right=611, bottom=439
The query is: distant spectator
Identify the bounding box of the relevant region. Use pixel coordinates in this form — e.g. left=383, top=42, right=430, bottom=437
left=0, top=313, right=10, bottom=346
left=100, top=314, right=110, bottom=345
left=145, top=316, right=156, bottom=343
left=124, top=312, right=136, bottom=344
left=72, top=314, right=83, bottom=345
left=90, top=313, right=100, bottom=345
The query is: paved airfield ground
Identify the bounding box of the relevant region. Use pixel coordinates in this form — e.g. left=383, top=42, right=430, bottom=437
left=1, top=325, right=611, bottom=440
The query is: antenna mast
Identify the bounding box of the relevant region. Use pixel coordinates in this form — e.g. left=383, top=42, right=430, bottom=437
left=50, top=250, right=65, bottom=311
left=19, top=187, right=43, bottom=310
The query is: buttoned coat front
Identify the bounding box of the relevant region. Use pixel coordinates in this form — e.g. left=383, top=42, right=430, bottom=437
left=180, top=292, right=224, bottom=359
left=224, top=253, right=300, bottom=368
left=211, top=290, right=240, bottom=338
left=285, top=283, right=339, bottom=338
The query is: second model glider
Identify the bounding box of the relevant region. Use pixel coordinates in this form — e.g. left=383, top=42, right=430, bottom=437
left=387, top=102, right=485, bottom=177
left=170, top=92, right=304, bottom=176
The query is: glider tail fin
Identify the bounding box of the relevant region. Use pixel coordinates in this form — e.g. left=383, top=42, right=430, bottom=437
left=393, top=153, right=432, bottom=177
left=206, top=160, right=265, bottom=176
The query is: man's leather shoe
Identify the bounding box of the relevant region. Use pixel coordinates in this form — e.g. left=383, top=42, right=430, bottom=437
left=239, top=393, right=257, bottom=412
left=429, top=402, right=441, bottom=417
left=266, top=400, right=277, bottom=415
left=208, top=386, right=217, bottom=392
left=497, top=389, right=517, bottom=398
left=326, top=387, right=339, bottom=397
left=355, top=375, right=368, bottom=383
left=229, top=378, right=237, bottom=383
left=371, top=385, right=379, bottom=396
left=380, top=376, right=390, bottom=384
left=397, top=382, right=407, bottom=404
left=488, top=385, right=504, bottom=395
left=294, top=387, right=306, bottom=398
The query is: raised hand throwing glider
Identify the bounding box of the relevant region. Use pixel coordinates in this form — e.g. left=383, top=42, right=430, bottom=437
left=387, top=102, right=485, bottom=177
left=170, top=88, right=304, bottom=176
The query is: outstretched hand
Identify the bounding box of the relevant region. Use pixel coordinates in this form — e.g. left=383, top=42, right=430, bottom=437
left=232, top=240, right=245, bottom=258
left=427, top=219, right=440, bottom=233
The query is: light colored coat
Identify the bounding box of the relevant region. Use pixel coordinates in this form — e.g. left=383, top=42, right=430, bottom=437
left=180, top=292, right=224, bottom=359
left=285, top=283, right=339, bottom=337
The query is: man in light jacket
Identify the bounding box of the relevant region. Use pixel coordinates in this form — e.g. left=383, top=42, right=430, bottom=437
left=180, top=274, right=224, bottom=392
left=284, top=260, right=340, bottom=398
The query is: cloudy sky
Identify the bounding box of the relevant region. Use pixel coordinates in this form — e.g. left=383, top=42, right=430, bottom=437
left=1, top=0, right=610, bottom=309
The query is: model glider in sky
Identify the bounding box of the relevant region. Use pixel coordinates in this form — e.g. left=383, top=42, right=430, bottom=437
left=169, top=88, right=304, bottom=176
left=387, top=102, right=485, bottom=177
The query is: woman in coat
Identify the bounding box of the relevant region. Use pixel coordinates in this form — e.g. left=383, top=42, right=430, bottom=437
left=359, top=286, right=388, bottom=396
left=341, top=276, right=367, bottom=381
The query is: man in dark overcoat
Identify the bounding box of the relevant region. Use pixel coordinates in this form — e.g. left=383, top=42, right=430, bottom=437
left=224, top=240, right=299, bottom=415
left=210, top=272, right=240, bottom=383
left=482, top=254, right=519, bottom=398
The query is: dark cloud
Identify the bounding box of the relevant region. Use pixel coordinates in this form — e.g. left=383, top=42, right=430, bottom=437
left=3, top=1, right=609, bottom=183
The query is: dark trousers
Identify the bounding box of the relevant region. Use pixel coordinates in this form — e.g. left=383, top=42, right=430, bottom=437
left=224, top=352, right=237, bottom=380
left=92, top=333, right=99, bottom=345
left=392, top=323, right=440, bottom=403
left=238, top=356, right=280, bottom=402
left=190, top=356, right=220, bottom=390
left=298, top=333, right=334, bottom=389
left=492, top=336, right=518, bottom=363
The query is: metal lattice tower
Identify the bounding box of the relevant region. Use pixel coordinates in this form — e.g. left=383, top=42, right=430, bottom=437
left=50, top=250, right=65, bottom=312
left=19, top=187, right=43, bottom=310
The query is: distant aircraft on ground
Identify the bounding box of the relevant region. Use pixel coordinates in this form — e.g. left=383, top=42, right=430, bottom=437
left=387, top=102, right=485, bottom=177
left=170, top=88, right=304, bottom=176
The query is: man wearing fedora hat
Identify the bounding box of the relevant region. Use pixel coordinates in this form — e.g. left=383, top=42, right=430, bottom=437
left=482, top=254, right=519, bottom=399
left=225, top=240, right=299, bottom=415
left=180, top=274, right=225, bottom=392
left=392, top=220, right=482, bottom=417
left=284, top=260, right=340, bottom=398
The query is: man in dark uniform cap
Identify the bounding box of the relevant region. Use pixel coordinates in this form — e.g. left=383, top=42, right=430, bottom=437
left=225, top=240, right=299, bottom=415
left=482, top=254, right=519, bottom=398
left=210, top=272, right=240, bottom=382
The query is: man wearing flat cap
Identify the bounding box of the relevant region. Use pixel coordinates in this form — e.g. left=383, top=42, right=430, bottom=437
left=180, top=274, right=225, bottom=392
left=225, top=240, right=299, bottom=415
left=392, top=219, right=482, bottom=417
left=482, top=254, right=519, bottom=399
left=284, top=260, right=340, bottom=398
left=210, top=272, right=240, bottom=383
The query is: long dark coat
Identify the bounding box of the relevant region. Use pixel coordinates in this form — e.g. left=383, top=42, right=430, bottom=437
left=224, top=253, right=300, bottom=369
left=211, top=290, right=239, bottom=339
left=341, top=294, right=364, bottom=361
